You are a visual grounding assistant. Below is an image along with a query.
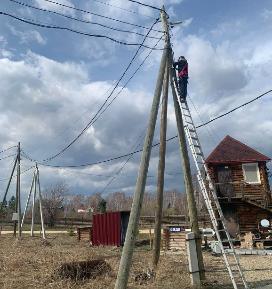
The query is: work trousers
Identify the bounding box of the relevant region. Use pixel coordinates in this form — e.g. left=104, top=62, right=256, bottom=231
left=178, top=77, right=188, bottom=100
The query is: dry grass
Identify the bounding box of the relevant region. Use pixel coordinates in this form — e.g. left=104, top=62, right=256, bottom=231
left=0, top=235, right=271, bottom=289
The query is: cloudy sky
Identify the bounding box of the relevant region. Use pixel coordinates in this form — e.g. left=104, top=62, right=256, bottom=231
left=0, top=0, right=272, bottom=201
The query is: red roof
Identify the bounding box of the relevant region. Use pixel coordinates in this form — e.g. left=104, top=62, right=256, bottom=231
left=206, top=135, right=270, bottom=164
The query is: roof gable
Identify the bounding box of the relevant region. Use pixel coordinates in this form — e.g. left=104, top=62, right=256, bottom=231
left=206, top=135, right=270, bottom=164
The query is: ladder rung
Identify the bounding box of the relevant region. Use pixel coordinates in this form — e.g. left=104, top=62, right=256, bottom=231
left=189, top=128, right=196, bottom=133
left=217, top=229, right=227, bottom=232
left=216, top=217, right=225, bottom=221
left=186, top=121, right=194, bottom=125
left=183, top=114, right=191, bottom=118
left=228, top=263, right=240, bottom=267
left=191, top=136, right=198, bottom=140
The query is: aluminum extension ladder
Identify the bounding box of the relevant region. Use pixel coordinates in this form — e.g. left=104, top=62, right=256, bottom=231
left=172, top=76, right=249, bottom=289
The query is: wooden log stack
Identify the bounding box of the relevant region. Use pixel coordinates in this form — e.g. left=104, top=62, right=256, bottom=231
left=163, top=226, right=186, bottom=251
left=77, top=226, right=92, bottom=242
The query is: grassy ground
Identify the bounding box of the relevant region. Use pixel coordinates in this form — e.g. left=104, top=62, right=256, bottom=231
left=0, top=235, right=271, bottom=289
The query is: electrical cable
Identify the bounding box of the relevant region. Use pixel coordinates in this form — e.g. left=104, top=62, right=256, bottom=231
left=88, top=36, right=163, bottom=126
left=127, top=0, right=161, bottom=11
left=0, top=145, right=17, bottom=155
left=196, top=89, right=272, bottom=128
left=8, top=0, right=161, bottom=40
left=0, top=154, right=17, bottom=161
left=41, top=0, right=163, bottom=32
left=188, top=95, right=219, bottom=145
left=100, top=128, right=146, bottom=194
left=23, top=88, right=272, bottom=168
left=49, top=33, right=162, bottom=142
left=89, top=0, right=156, bottom=19
left=21, top=20, right=161, bottom=163
left=0, top=11, right=164, bottom=50
left=0, top=165, right=35, bottom=182
left=94, top=62, right=168, bottom=193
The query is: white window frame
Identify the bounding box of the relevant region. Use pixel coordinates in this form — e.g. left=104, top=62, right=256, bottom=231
left=242, top=163, right=261, bottom=184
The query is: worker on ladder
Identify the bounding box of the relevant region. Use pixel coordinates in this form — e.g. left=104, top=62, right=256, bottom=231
left=173, top=56, right=188, bottom=101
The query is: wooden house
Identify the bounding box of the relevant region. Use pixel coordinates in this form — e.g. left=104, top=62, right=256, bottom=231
left=206, top=135, right=272, bottom=236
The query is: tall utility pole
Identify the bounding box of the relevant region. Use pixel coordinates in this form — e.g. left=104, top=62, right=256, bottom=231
left=31, top=171, right=37, bottom=237
left=152, top=48, right=170, bottom=268
left=36, top=164, right=46, bottom=239
left=21, top=171, right=35, bottom=228
left=169, top=66, right=205, bottom=279
left=17, top=142, right=22, bottom=239
left=114, top=8, right=169, bottom=289
left=13, top=142, right=21, bottom=238
left=21, top=165, right=46, bottom=239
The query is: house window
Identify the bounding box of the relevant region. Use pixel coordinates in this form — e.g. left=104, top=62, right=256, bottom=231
left=242, top=163, right=261, bottom=184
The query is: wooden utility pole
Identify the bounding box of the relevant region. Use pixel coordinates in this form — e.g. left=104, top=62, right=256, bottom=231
left=21, top=165, right=46, bottom=239
left=152, top=51, right=170, bottom=268
left=1, top=155, right=17, bottom=212
left=21, top=171, right=35, bottom=228
left=17, top=142, right=22, bottom=239
left=31, top=171, right=37, bottom=237
left=36, top=165, right=46, bottom=239
left=169, top=65, right=205, bottom=280
left=13, top=142, right=21, bottom=238
left=114, top=8, right=169, bottom=289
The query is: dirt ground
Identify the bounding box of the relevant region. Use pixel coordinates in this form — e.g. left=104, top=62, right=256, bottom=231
left=0, top=235, right=271, bottom=289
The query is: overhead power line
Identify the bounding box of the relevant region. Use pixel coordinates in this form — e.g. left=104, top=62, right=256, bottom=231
left=24, top=88, right=272, bottom=169
left=88, top=36, right=163, bottom=127
left=0, top=165, right=35, bottom=182
left=41, top=0, right=163, bottom=32
left=22, top=20, right=161, bottom=163
left=8, top=0, right=161, bottom=40
left=0, top=11, right=164, bottom=50
left=196, top=89, right=272, bottom=128
left=100, top=129, right=146, bottom=194
left=0, top=154, right=17, bottom=161
left=21, top=137, right=166, bottom=168
left=90, top=0, right=156, bottom=19
left=0, top=145, right=17, bottom=155
left=127, top=0, right=162, bottom=11
left=50, top=34, right=162, bottom=142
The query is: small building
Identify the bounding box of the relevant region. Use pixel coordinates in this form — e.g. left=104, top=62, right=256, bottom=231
left=206, top=135, right=272, bottom=236
left=91, top=211, right=130, bottom=247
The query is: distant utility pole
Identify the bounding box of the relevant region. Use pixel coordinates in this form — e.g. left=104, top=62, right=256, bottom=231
left=17, top=142, right=22, bottom=239
left=22, top=165, right=46, bottom=239
left=169, top=65, right=205, bottom=280
left=31, top=170, right=37, bottom=237
left=1, top=154, right=17, bottom=213
left=114, top=8, right=169, bottom=289
left=13, top=142, right=22, bottom=239
left=36, top=164, right=46, bottom=239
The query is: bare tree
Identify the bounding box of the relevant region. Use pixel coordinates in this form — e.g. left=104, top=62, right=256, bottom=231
left=43, top=183, right=68, bottom=227
left=106, top=192, right=132, bottom=211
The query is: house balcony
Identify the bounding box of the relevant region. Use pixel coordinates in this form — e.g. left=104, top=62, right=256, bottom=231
left=213, top=181, right=272, bottom=209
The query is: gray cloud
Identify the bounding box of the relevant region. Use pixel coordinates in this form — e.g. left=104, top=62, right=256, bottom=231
left=1, top=0, right=272, bottom=205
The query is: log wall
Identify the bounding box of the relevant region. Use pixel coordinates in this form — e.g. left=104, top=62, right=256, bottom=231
left=222, top=202, right=272, bottom=234
left=208, top=162, right=271, bottom=205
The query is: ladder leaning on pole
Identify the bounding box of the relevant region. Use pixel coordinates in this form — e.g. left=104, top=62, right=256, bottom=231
left=172, top=75, right=249, bottom=289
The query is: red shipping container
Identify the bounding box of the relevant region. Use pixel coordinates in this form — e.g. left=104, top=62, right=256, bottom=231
left=91, top=211, right=130, bottom=247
